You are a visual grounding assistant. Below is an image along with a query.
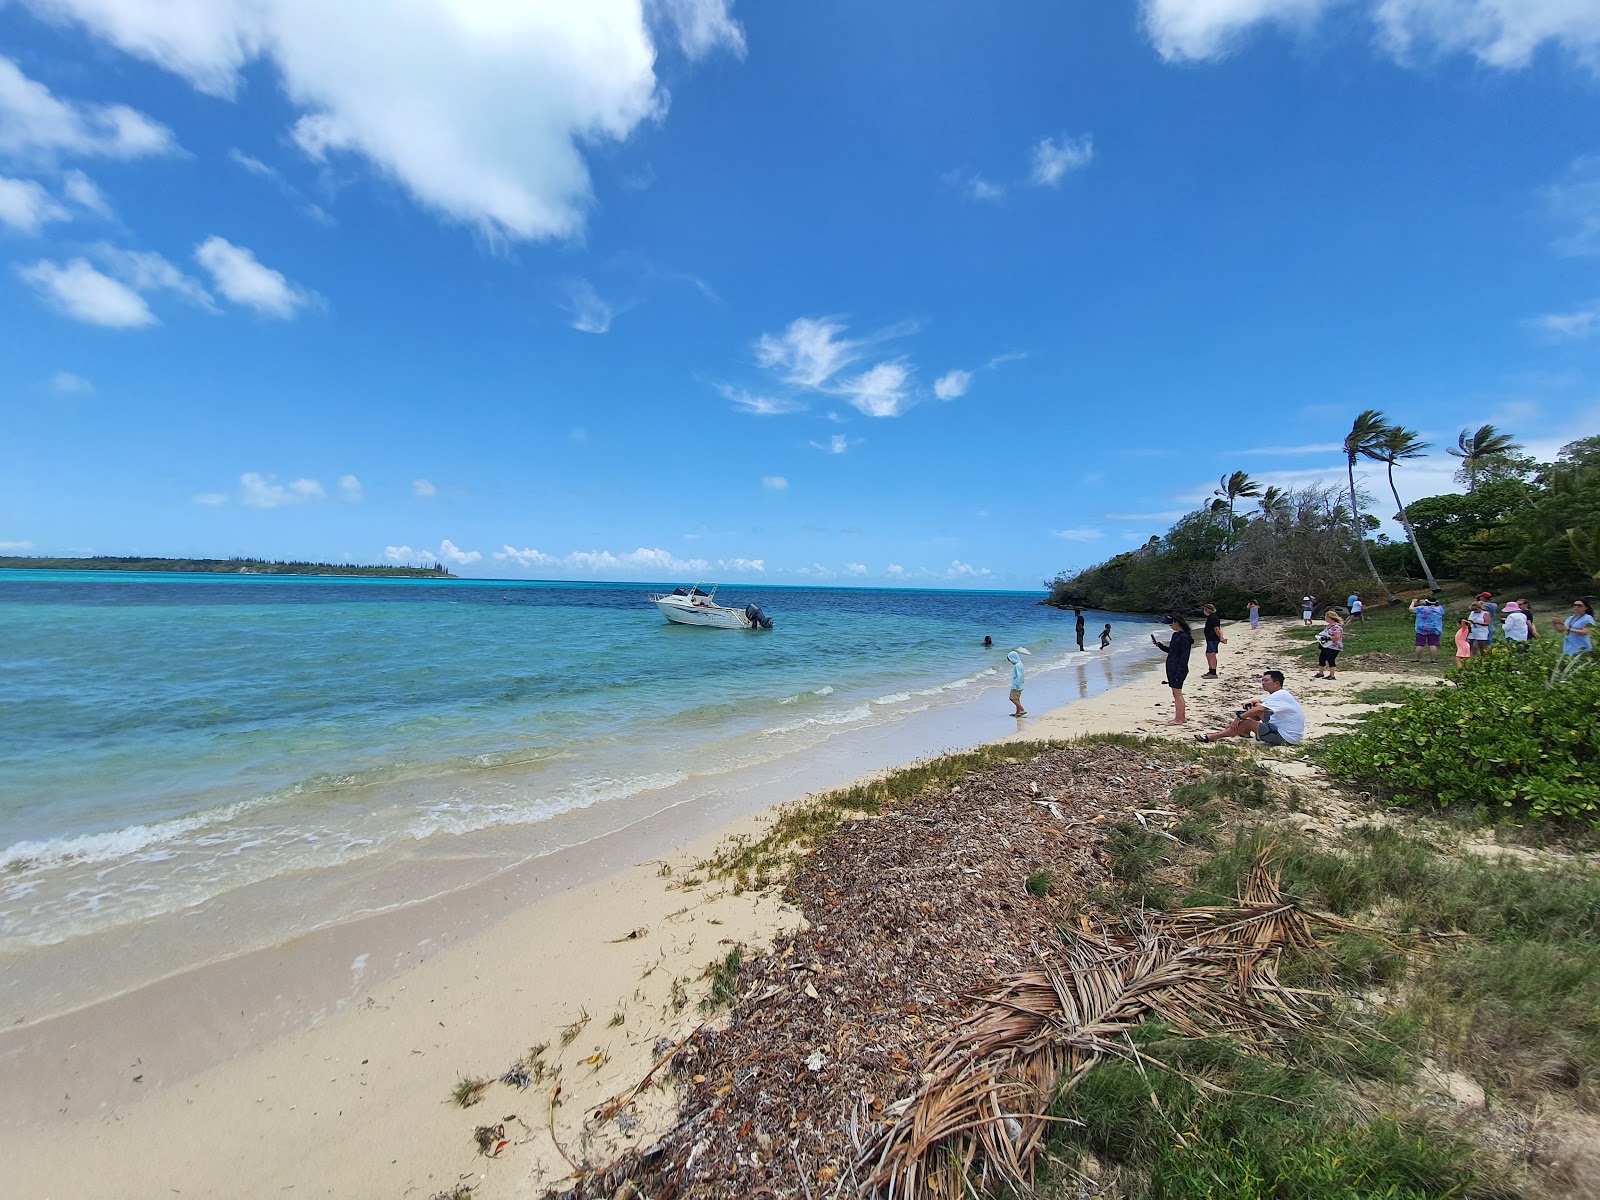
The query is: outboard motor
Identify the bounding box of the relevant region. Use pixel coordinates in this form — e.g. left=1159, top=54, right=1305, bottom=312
left=745, top=604, right=774, bottom=630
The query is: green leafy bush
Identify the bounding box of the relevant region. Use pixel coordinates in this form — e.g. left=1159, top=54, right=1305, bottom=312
left=1319, top=643, right=1600, bottom=819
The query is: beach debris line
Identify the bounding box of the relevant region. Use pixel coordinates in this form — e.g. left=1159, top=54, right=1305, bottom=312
left=539, top=742, right=1204, bottom=1199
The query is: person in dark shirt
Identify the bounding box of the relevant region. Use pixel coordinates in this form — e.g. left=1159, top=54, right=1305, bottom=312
left=1201, top=604, right=1226, bottom=677
left=1074, top=607, right=1086, bottom=652
left=1152, top=616, right=1194, bottom=725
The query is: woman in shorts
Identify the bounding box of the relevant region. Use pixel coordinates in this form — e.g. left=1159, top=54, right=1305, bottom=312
left=1467, top=600, right=1491, bottom=657
left=1314, top=611, right=1344, bottom=680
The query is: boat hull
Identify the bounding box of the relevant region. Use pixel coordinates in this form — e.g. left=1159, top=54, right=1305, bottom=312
left=652, top=598, right=750, bottom=629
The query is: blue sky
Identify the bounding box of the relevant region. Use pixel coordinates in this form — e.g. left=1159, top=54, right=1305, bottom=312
left=2, top=0, right=1597, bottom=588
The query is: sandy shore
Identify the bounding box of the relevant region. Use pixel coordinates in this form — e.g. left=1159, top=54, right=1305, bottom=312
left=2, top=618, right=1385, bottom=1199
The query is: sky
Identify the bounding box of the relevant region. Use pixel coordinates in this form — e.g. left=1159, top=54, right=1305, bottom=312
left=1, top=0, right=1597, bottom=589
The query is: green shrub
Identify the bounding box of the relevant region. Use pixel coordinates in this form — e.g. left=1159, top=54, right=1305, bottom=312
left=1319, top=643, right=1600, bottom=820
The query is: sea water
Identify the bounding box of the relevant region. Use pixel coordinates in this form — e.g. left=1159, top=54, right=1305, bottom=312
left=0, top=572, right=1151, bottom=1016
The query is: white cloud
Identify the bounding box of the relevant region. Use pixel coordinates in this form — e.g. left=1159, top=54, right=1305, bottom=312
left=240, top=472, right=326, bottom=508
left=496, top=544, right=740, bottom=575
left=886, top=563, right=905, bottom=576
left=192, top=492, right=229, bottom=505
left=562, top=279, right=614, bottom=333
left=194, top=235, right=314, bottom=318
left=1029, top=134, right=1093, bottom=186
left=0, top=175, right=68, bottom=233
left=50, top=371, right=93, bottom=394
left=717, top=556, right=765, bottom=572
left=338, top=474, right=363, bottom=501
left=437, top=538, right=481, bottom=565
left=18, top=258, right=155, bottom=327
left=0, top=55, right=178, bottom=161
left=1142, top=0, right=1600, bottom=70
left=1232, top=442, right=1345, bottom=455
left=93, top=244, right=215, bottom=309
left=0, top=539, right=35, bottom=551
left=1526, top=304, right=1600, bottom=341
left=946, top=559, right=991, bottom=578
left=721, top=385, right=806, bottom=416
left=1376, top=0, right=1600, bottom=70
left=943, top=168, right=1006, bottom=203
left=17, top=2, right=737, bottom=242
left=651, top=0, right=746, bottom=59
left=838, top=359, right=913, bottom=418
left=933, top=369, right=971, bottom=401
left=810, top=434, right=852, bottom=454
left=1142, top=0, right=1333, bottom=62
left=1104, top=510, right=1187, bottom=521
left=494, top=545, right=558, bottom=568
left=61, top=169, right=109, bottom=216
left=228, top=149, right=332, bottom=223
left=385, top=544, right=422, bottom=562
left=756, top=317, right=860, bottom=389
left=762, top=475, right=788, bottom=491
left=413, top=479, right=438, bottom=498
left=1050, top=528, right=1104, bottom=541
left=844, top=562, right=867, bottom=575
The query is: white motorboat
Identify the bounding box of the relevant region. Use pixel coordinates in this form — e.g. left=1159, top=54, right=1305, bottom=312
left=648, top=584, right=774, bottom=630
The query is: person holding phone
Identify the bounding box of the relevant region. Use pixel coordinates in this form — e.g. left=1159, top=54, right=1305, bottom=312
left=1151, top=616, right=1194, bottom=726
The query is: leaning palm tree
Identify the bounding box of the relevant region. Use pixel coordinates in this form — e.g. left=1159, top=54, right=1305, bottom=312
left=1343, top=410, right=1392, bottom=597
left=1365, top=425, right=1438, bottom=591
left=1447, top=424, right=1522, bottom=491
left=1213, top=471, right=1262, bottom=549
left=1257, top=485, right=1290, bottom=525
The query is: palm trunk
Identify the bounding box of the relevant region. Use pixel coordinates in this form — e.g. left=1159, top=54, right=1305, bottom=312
left=1347, top=457, right=1390, bottom=597
left=1387, top=460, right=1438, bottom=592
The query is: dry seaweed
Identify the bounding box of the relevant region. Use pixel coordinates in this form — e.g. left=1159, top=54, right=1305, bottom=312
left=544, top=743, right=1192, bottom=1199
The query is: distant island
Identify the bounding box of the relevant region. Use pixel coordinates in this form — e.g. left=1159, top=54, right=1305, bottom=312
left=0, top=556, right=456, bottom=578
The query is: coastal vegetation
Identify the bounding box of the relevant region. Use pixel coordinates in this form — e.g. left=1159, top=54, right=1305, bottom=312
left=1047, top=421, right=1600, bottom=614
left=0, top=554, right=454, bottom=577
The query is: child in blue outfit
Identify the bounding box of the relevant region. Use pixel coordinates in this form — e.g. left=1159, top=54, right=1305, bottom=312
left=1007, top=651, right=1026, bottom=716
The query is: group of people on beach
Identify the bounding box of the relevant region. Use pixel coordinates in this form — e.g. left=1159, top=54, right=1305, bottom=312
left=1409, top=592, right=1595, bottom=665
left=991, top=608, right=1115, bottom=717
left=1148, top=611, right=1304, bottom=746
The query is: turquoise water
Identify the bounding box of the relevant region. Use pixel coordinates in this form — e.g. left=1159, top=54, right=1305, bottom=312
left=1, top=572, right=1148, bottom=955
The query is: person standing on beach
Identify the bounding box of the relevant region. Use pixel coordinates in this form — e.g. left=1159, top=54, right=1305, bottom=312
left=1074, top=608, right=1086, bottom=652
left=1410, top=596, right=1444, bottom=664
left=1557, top=599, right=1595, bottom=657
left=1151, top=616, right=1194, bottom=726
left=1315, top=611, right=1344, bottom=680
left=1007, top=650, right=1026, bottom=716
left=1194, top=670, right=1305, bottom=746
left=1201, top=604, right=1226, bottom=677
left=1348, top=593, right=1363, bottom=625
left=1100, top=623, right=1113, bottom=650
left=1248, top=600, right=1260, bottom=629
left=1301, top=596, right=1315, bottom=625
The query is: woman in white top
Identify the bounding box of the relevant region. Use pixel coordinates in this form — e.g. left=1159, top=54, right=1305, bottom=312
left=1467, top=601, right=1491, bottom=657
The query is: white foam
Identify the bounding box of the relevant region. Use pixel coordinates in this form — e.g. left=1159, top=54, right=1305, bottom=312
left=871, top=691, right=912, bottom=705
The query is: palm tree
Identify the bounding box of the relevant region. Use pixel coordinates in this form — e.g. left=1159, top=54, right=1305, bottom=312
left=1212, top=471, right=1262, bottom=549
left=1366, top=425, right=1438, bottom=591
left=1257, top=485, right=1290, bottom=525
left=1343, top=410, right=1392, bottom=598
left=1447, top=424, right=1522, bottom=491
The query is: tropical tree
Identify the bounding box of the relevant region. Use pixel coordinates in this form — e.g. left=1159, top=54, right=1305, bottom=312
left=1257, top=485, right=1291, bottom=525
left=1366, top=424, right=1438, bottom=591
left=1343, top=409, right=1392, bottom=597
left=1212, top=471, right=1262, bottom=549
left=1448, top=424, right=1523, bottom=491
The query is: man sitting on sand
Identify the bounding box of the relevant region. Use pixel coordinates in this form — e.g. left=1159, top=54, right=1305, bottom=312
left=1194, top=670, right=1305, bottom=747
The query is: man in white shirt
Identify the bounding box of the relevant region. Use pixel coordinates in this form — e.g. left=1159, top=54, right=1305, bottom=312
left=1194, top=670, right=1305, bottom=747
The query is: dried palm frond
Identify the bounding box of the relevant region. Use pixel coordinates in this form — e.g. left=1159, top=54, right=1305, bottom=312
left=860, top=856, right=1343, bottom=1199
